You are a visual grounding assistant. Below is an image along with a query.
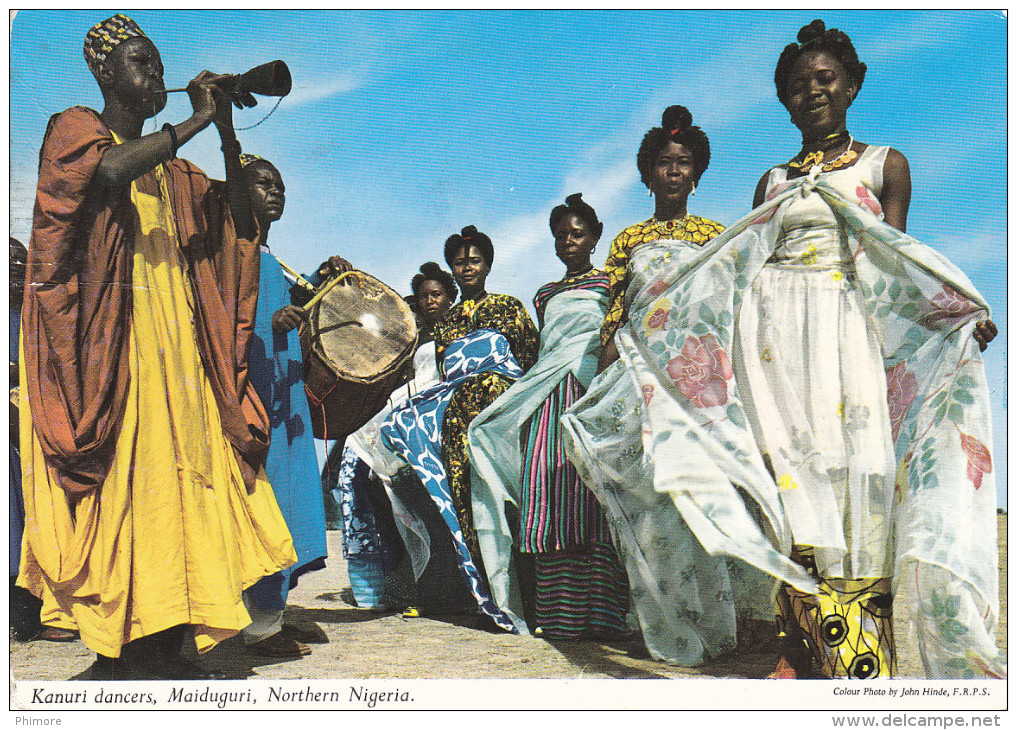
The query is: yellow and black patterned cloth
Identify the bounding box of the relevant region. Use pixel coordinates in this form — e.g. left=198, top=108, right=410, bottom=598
left=599, top=215, right=725, bottom=347
left=239, top=153, right=265, bottom=168
left=83, top=14, right=147, bottom=76
left=434, top=293, right=539, bottom=377
left=780, top=548, right=895, bottom=678
left=434, top=294, right=539, bottom=567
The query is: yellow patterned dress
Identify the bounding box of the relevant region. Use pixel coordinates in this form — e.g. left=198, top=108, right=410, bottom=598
left=435, top=294, right=539, bottom=575
left=600, top=215, right=725, bottom=348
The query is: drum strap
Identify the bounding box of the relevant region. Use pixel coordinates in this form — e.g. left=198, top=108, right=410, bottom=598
left=304, top=382, right=336, bottom=442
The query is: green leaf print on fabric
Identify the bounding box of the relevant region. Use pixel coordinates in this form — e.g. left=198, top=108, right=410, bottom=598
left=726, top=403, right=746, bottom=428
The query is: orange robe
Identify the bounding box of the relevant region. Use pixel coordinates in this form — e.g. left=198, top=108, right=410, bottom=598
left=17, top=108, right=295, bottom=657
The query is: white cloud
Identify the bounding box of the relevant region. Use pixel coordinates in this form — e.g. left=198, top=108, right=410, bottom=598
left=561, top=158, right=641, bottom=217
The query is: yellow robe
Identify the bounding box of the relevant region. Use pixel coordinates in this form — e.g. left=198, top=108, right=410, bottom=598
left=17, top=158, right=296, bottom=658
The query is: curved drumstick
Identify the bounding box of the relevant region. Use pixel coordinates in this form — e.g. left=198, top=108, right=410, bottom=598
left=302, top=270, right=355, bottom=311
left=273, top=256, right=315, bottom=291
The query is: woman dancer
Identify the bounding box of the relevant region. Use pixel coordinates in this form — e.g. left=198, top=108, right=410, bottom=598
left=333, top=262, right=469, bottom=617
left=739, top=20, right=1000, bottom=679
left=381, top=227, right=539, bottom=631
left=413, top=262, right=457, bottom=344
left=469, top=194, right=630, bottom=639
left=597, top=106, right=725, bottom=372
left=570, top=22, right=1002, bottom=679
left=561, top=106, right=801, bottom=667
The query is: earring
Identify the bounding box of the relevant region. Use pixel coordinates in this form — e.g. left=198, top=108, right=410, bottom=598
left=691, top=185, right=697, bottom=196
left=648, top=189, right=653, bottom=197
left=591, top=245, right=597, bottom=254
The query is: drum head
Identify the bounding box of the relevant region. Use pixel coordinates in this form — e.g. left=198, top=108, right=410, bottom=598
left=308, top=271, right=418, bottom=383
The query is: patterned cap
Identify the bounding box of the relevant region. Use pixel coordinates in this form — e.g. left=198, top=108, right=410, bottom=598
left=83, top=14, right=147, bottom=76
left=239, top=153, right=265, bottom=168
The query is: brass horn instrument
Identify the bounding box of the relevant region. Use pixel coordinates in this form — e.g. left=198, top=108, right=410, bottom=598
left=164, top=60, right=291, bottom=96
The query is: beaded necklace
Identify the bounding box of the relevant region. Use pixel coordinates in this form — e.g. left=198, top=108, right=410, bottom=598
left=788, top=132, right=857, bottom=173
left=654, top=215, right=693, bottom=237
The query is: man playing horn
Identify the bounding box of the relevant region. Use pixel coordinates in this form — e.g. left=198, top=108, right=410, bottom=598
left=16, top=13, right=296, bottom=679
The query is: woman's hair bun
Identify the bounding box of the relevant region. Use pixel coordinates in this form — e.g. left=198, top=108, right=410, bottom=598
left=798, top=18, right=826, bottom=44
left=661, top=105, right=692, bottom=133
left=461, top=224, right=479, bottom=238
left=412, top=261, right=458, bottom=301
left=420, top=261, right=443, bottom=278
left=549, top=192, right=603, bottom=240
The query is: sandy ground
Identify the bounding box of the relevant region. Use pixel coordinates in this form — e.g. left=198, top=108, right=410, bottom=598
left=9, top=515, right=1006, bottom=681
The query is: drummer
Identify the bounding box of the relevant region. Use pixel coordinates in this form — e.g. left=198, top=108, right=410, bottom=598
left=241, top=153, right=352, bottom=658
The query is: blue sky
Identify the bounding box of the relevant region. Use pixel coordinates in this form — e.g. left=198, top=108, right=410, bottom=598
left=9, top=10, right=1007, bottom=506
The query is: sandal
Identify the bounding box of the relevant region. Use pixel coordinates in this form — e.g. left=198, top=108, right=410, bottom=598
left=246, top=632, right=311, bottom=658
left=766, top=656, right=799, bottom=679
left=36, top=626, right=79, bottom=642
left=280, top=622, right=329, bottom=644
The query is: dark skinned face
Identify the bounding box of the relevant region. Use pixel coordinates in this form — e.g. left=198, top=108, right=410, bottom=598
left=100, top=36, right=166, bottom=118
left=450, top=244, right=490, bottom=295
left=649, top=140, right=696, bottom=205
left=416, top=279, right=452, bottom=325
left=246, top=162, right=286, bottom=225
left=552, top=212, right=598, bottom=272
left=784, top=49, right=857, bottom=138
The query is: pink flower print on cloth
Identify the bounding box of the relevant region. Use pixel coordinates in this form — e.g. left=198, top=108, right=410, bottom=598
left=886, top=362, right=918, bottom=440
left=959, top=430, right=992, bottom=490
left=644, top=300, right=671, bottom=332
left=922, top=285, right=983, bottom=328
left=666, top=333, right=733, bottom=408
left=646, top=279, right=670, bottom=299
left=767, top=181, right=793, bottom=202
left=749, top=182, right=793, bottom=225
left=641, top=383, right=655, bottom=406
left=856, top=185, right=883, bottom=218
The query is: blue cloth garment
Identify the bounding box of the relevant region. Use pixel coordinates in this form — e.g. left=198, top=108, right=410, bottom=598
left=334, top=445, right=383, bottom=559
left=381, top=329, right=523, bottom=632
left=245, top=251, right=328, bottom=611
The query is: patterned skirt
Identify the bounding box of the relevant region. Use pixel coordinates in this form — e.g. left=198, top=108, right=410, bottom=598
left=778, top=548, right=894, bottom=678
left=441, top=370, right=516, bottom=578
left=520, top=373, right=629, bottom=638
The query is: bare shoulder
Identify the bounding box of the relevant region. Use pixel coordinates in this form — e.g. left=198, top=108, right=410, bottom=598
left=752, top=169, right=772, bottom=208
left=876, top=146, right=912, bottom=231
left=882, top=147, right=911, bottom=182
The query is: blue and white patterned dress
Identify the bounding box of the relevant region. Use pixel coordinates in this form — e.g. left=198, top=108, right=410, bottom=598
left=381, top=320, right=534, bottom=632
